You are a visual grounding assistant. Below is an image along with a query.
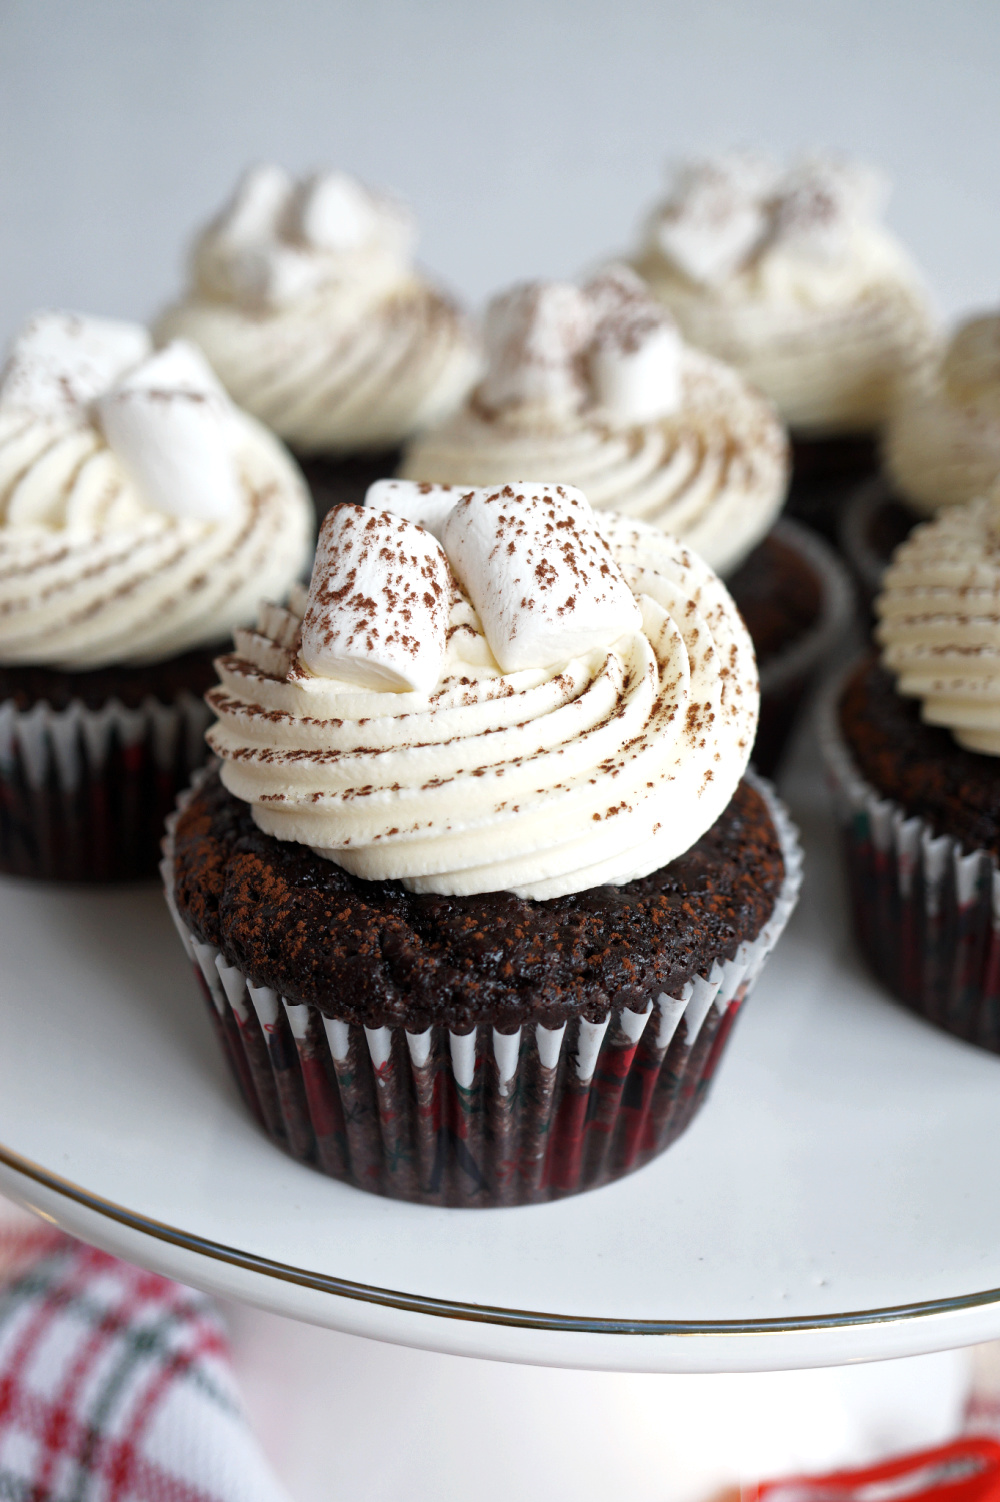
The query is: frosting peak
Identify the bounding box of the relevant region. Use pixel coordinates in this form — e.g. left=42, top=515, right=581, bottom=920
left=207, top=489, right=758, bottom=898
left=876, top=492, right=1000, bottom=756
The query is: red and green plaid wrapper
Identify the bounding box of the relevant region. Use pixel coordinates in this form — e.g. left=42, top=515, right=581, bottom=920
left=163, top=771, right=801, bottom=1208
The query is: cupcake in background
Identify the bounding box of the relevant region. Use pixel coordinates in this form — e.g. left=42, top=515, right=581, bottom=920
left=156, top=165, right=480, bottom=523
left=631, top=153, right=937, bottom=540
left=166, top=480, right=801, bottom=1205
left=822, top=490, right=1000, bottom=1050
left=0, top=311, right=312, bottom=880
left=842, top=310, right=1000, bottom=603
left=402, top=267, right=851, bottom=773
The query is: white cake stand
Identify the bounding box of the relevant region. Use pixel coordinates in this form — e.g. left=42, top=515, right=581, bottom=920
left=2, top=746, right=999, bottom=1374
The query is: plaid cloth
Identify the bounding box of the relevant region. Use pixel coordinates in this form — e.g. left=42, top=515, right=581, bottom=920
left=0, top=1201, right=289, bottom=1502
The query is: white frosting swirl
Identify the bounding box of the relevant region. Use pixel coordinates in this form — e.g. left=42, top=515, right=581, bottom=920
left=402, top=273, right=788, bottom=578
left=875, top=492, right=1000, bottom=755
left=0, top=402, right=312, bottom=670
left=634, top=155, right=936, bottom=433
left=207, top=511, right=758, bottom=899
left=155, top=165, right=479, bottom=454
left=883, top=313, right=1000, bottom=514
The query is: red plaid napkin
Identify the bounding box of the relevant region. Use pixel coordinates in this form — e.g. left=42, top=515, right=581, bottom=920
left=0, top=1203, right=289, bottom=1502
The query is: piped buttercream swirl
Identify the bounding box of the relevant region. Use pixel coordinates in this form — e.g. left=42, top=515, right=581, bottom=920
left=402, top=272, right=788, bottom=577
left=0, top=407, right=312, bottom=669
left=633, top=154, right=936, bottom=433
left=876, top=492, right=1000, bottom=755
left=883, top=313, right=1000, bottom=514
left=155, top=165, right=479, bottom=454
left=206, top=510, right=758, bottom=899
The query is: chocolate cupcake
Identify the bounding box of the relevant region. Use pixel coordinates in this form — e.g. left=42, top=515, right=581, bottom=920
left=631, top=154, right=936, bottom=541
left=842, top=310, right=1000, bottom=603
left=165, top=482, right=801, bottom=1205
left=821, top=494, right=1000, bottom=1049
left=402, top=269, right=851, bottom=772
left=0, top=312, right=312, bottom=880
left=156, top=165, right=480, bottom=523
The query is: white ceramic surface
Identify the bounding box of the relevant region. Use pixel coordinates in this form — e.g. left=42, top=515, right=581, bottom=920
left=2, top=743, right=1000, bottom=1372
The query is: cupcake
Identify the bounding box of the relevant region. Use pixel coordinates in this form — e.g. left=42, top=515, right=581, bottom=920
left=631, top=154, right=936, bottom=540
left=402, top=268, right=852, bottom=773
left=842, top=311, right=1000, bottom=603
left=165, top=481, right=801, bottom=1205
left=155, top=165, right=480, bottom=523
left=821, top=492, right=1000, bottom=1049
left=0, top=311, right=312, bottom=880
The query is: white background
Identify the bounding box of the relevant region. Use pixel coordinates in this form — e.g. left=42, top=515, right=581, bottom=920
left=2, top=0, right=999, bottom=350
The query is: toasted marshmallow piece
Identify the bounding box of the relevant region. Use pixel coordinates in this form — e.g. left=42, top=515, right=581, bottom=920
left=942, top=314, right=1000, bottom=404
left=478, top=283, right=594, bottom=419
left=300, top=505, right=451, bottom=692
left=655, top=156, right=772, bottom=286
left=0, top=312, right=151, bottom=418
left=364, top=478, right=464, bottom=541
left=583, top=265, right=682, bottom=423
left=96, top=340, right=241, bottom=522
left=441, top=482, right=642, bottom=673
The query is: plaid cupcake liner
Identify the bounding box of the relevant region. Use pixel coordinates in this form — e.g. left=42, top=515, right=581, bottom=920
left=0, top=692, right=211, bottom=882
left=819, top=664, right=1000, bottom=1052
left=752, top=518, right=855, bottom=776
left=162, top=770, right=802, bottom=1207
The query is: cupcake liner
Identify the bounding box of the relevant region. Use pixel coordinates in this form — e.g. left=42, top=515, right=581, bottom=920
left=819, top=663, right=1000, bottom=1052
left=162, top=769, right=802, bottom=1207
left=752, top=518, right=855, bottom=776
left=839, top=476, right=920, bottom=611
left=785, top=431, right=880, bottom=544
left=0, top=692, right=211, bottom=881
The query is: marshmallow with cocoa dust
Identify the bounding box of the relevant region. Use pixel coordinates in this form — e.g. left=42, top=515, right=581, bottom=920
left=478, top=282, right=594, bottom=419
left=441, top=482, right=641, bottom=672
left=96, top=340, right=242, bottom=522
left=583, top=266, right=682, bottom=422
left=0, top=312, right=152, bottom=419
left=364, top=478, right=465, bottom=541
left=299, top=505, right=452, bottom=692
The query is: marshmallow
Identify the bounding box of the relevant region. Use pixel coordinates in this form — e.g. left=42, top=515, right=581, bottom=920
left=583, top=266, right=682, bottom=423
left=212, top=163, right=295, bottom=248
left=478, top=282, right=594, bottom=419
left=290, top=172, right=384, bottom=252
left=0, top=312, right=152, bottom=418
left=96, top=341, right=242, bottom=522
left=655, top=156, right=773, bottom=285
left=364, top=478, right=464, bottom=541
left=300, top=505, right=451, bottom=692
left=441, top=483, right=642, bottom=673
left=770, top=159, right=885, bottom=262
